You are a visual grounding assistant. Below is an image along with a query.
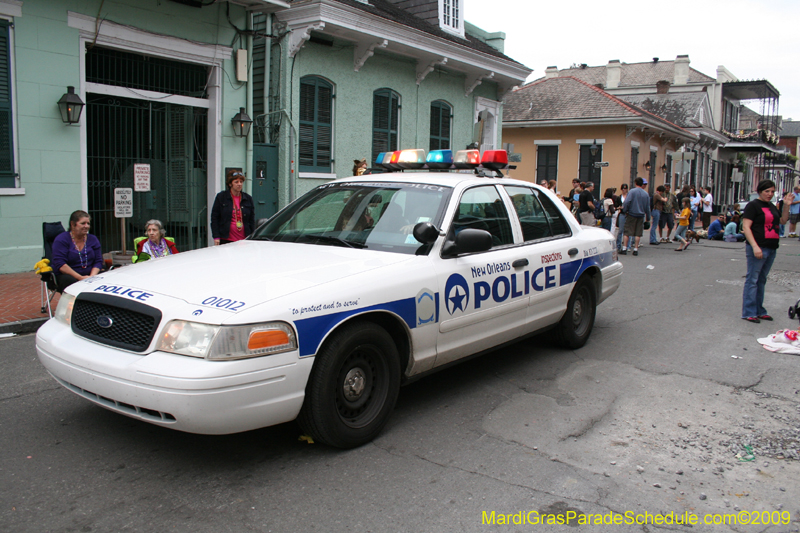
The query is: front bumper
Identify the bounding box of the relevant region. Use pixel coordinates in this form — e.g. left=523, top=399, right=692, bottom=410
left=35, top=319, right=313, bottom=434
left=599, top=262, right=623, bottom=304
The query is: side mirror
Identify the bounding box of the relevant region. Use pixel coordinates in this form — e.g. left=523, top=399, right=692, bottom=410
left=412, top=222, right=442, bottom=244
left=441, top=228, right=493, bottom=257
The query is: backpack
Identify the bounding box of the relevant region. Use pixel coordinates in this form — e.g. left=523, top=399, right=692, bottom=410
left=594, top=199, right=606, bottom=220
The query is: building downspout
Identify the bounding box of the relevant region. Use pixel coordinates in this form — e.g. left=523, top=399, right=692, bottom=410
left=246, top=13, right=254, bottom=192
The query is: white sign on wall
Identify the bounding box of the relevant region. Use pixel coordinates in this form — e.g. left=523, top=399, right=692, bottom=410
left=114, top=188, right=133, bottom=218
left=134, top=163, right=151, bottom=192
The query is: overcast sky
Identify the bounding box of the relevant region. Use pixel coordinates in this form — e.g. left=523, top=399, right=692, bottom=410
left=472, top=0, right=800, bottom=123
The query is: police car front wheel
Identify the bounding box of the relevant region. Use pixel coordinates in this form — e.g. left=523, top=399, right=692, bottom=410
left=299, top=321, right=401, bottom=448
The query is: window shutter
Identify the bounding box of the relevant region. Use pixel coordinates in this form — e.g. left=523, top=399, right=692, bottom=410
left=0, top=21, right=14, bottom=188
left=299, top=76, right=332, bottom=173
left=629, top=147, right=638, bottom=188
left=372, top=89, right=399, bottom=163
left=537, top=146, right=558, bottom=182
left=429, top=101, right=451, bottom=151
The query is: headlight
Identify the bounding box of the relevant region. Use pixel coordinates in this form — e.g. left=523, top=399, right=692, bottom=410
left=157, top=320, right=296, bottom=360
left=54, top=293, right=76, bottom=325
left=157, top=321, right=219, bottom=358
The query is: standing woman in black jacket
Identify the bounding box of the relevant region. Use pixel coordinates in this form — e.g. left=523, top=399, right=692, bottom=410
left=210, top=170, right=255, bottom=245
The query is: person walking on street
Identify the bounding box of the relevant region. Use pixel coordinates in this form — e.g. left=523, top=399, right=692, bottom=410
left=660, top=184, right=678, bottom=242
left=616, top=183, right=630, bottom=251
left=579, top=181, right=596, bottom=226
left=701, top=186, right=713, bottom=230
left=649, top=185, right=665, bottom=245
left=620, top=177, right=650, bottom=256
left=741, top=179, right=793, bottom=323
left=674, top=197, right=693, bottom=251
left=689, top=186, right=701, bottom=230
left=787, top=185, right=800, bottom=238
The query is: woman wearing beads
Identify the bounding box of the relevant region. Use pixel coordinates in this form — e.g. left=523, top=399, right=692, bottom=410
left=136, top=219, right=179, bottom=260
left=51, top=210, right=104, bottom=289
left=210, top=170, right=255, bottom=245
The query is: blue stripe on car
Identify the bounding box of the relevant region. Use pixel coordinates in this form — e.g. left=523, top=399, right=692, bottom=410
left=294, top=298, right=417, bottom=357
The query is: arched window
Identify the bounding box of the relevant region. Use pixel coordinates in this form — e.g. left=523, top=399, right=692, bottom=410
left=372, top=88, right=400, bottom=164
left=299, top=76, right=333, bottom=173
left=430, top=100, right=452, bottom=151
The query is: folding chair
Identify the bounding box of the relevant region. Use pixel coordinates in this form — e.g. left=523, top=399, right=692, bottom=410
left=40, top=221, right=66, bottom=317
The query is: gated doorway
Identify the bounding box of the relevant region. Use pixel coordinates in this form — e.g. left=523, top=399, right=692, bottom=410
left=84, top=45, right=210, bottom=254
left=86, top=95, right=208, bottom=253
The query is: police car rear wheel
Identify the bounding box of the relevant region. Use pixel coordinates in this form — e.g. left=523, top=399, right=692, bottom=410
left=299, top=322, right=401, bottom=449
left=555, top=276, right=596, bottom=349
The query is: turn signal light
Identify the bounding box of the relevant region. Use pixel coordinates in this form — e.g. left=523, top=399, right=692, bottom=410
left=248, top=329, right=291, bottom=351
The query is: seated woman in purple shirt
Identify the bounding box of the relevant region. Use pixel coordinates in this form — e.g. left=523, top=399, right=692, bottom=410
left=51, top=210, right=104, bottom=290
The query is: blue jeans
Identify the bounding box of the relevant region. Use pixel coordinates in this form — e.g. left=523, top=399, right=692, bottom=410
left=742, top=245, right=777, bottom=319
left=601, top=216, right=612, bottom=231
left=649, top=209, right=661, bottom=243
left=689, top=209, right=698, bottom=231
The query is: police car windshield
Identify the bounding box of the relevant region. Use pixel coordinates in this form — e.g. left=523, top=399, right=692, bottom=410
left=252, top=181, right=452, bottom=255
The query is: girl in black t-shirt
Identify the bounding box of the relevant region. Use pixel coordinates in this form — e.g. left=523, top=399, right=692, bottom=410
left=740, top=180, right=794, bottom=323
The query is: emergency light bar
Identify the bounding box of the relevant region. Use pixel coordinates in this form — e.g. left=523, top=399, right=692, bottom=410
left=372, top=148, right=511, bottom=173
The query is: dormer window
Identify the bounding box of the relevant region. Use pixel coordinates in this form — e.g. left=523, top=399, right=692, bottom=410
left=439, top=0, right=463, bottom=37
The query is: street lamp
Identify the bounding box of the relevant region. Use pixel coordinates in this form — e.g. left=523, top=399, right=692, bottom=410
left=589, top=140, right=599, bottom=157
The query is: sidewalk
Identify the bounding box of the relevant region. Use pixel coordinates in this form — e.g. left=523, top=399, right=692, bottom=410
left=0, top=271, right=59, bottom=335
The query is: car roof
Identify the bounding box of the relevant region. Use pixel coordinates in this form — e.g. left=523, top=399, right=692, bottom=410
left=332, top=171, right=540, bottom=189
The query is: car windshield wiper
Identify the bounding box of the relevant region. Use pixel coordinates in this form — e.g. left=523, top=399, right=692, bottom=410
left=301, top=233, right=367, bottom=249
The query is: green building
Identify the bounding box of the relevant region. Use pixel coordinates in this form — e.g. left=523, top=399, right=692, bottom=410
left=0, top=0, right=529, bottom=274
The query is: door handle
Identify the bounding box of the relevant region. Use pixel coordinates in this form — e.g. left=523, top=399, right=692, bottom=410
left=568, top=248, right=579, bottom=257
left=512, top=258, right=529, bottom=268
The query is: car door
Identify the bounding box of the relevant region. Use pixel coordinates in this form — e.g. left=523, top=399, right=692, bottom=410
left=432, top=184, right=531, bottom=367
left=504, top=186, right=576, bottom=330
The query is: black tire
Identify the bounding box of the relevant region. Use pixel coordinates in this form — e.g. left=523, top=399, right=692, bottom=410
left=555, top=275, right=596, bottom=349
left=298, top=322, right=401, bottom=449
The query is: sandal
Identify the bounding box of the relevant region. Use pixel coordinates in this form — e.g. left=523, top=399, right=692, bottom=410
left=758, top=315, right=773, bottom=321
left=742, top=317, right=760, bottom=323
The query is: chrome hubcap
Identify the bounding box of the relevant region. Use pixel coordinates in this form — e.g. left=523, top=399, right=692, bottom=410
left=343, top=368, right=366, bottom=401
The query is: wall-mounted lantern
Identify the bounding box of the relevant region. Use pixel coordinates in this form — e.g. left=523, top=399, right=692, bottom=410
left=231, top=107, right=253, bottom=138
left=57, top=86, right=84, bottom=124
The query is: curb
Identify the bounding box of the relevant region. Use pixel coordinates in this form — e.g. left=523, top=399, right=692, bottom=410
left=0, top=317, right=48, bottom=336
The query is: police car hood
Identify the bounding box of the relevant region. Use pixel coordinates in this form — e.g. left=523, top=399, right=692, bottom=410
left=90, top=240, right=414, bottom=305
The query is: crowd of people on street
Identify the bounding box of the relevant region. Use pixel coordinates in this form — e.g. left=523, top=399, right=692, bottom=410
left=552, top=177, right=798, bottom=325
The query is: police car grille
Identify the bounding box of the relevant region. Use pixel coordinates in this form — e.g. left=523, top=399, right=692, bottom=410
left=72, top=294, right=162, bottom=353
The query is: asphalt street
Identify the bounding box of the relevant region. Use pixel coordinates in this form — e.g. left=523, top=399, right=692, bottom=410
left=2, top=237, right=800, bottom=533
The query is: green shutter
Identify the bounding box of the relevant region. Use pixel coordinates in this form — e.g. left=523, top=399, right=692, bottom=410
left=372, top=89, right=399, bottom=163
left=0, top=21, right=14, bottom=188
left=429, top=101, right=451, bottom=151
left=298, top=76, right=332, bottom=173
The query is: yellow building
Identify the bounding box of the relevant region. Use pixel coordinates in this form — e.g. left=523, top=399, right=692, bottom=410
left=502, top=76, right=697, bottom=198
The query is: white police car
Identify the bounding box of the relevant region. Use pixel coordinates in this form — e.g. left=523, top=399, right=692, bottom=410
left=36, top=148, right=622, bottom=448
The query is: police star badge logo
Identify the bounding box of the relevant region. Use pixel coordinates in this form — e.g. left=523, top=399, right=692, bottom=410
left=445, top=273, right=470, bottom=315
